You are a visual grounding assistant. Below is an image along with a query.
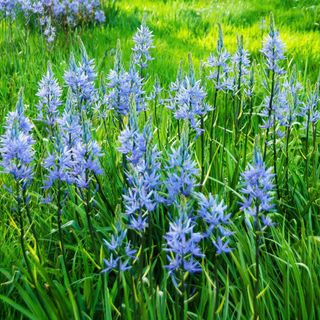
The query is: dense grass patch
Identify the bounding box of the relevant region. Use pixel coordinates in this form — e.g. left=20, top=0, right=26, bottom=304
left=0, top=1, right=320, bottom=319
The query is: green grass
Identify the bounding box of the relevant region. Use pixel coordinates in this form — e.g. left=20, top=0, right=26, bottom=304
left=1, top=0, right=320, bottom=111
left=0, top=0, right=320, bottom=319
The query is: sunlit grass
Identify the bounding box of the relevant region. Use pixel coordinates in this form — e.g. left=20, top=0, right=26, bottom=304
left=0, top=1, right=320, bottom=319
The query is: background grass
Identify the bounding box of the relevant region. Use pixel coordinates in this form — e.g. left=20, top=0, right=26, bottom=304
left=0, top=0, right=320, bottom=319
left=1, top=0, right=320, bottom=112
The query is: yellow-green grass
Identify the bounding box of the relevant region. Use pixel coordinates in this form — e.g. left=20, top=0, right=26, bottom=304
left=0, top=0, right=319, bottom=114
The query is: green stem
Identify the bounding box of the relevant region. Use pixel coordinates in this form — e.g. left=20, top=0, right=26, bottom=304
left=85, top=178, right=98, bottom=259
left=17, top=181, right=50, bottom=319
left=139, top=234, right=145, bottom=317
left=263, top=70, right=275, bottom=161
left=213, top=254, right=220, bottom=318
left=16, top=181, right=32, bottom=281
left=94, top=173, right=115, bottom=216
left=312, top=123, right=317, bottom=182
left=57, top=181, right=68, bottom=272
left=154, top=95, right=162, bottom=149
left=304, top=110, right=310, bottom=182
left=254, top=205, right=260, bottom=320
left=220, top=92, right=228, bottom=182
left=285, top=124, right=291, bottom=193
left=181, top=272, right=185, bottom=320
left=200, top=115, right=205, bottom=191
left=243, top=96, right=253, bottom=169
left=175, top=286, right=180, bottom=320
left=22, top=187, right=42, bottom=263
left=177, top=120, right=181, bottom=140
left=118, top=260, right=122, bottom=319
left=209, top=68, right=220, bottom=162
left=272, top=109, right=280, bottom=199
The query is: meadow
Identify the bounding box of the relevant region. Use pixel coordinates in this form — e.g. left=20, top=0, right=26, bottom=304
left=0, top=0, right=320, bottom=319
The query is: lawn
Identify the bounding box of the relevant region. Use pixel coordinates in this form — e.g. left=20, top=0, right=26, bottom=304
left=0, top=0, right=320, bottom=319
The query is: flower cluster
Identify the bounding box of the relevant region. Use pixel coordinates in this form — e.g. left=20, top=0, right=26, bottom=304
left=118, top=108, right=147, bottom=165
left=300, top=80, right=320, bottom=127
left=260, top=73, right=303, bottom=138
left=167, top=76, right=210, bottom=136
left=41, top=49, right=102, bottom=191
left=0, top=0, right=105, bottom=43
left=119, top=111, right=162, bottom=233
left=0, top=93, right=34, bottom=184
left=72, top=121, right=103, bottom=189
left=36, top=64, right=62, bottom=128
left=132, top=23, right=154, bottom=70
left=207, top=25, right=234, bottom=92
left=6, top=20, right=319, bottom=298
left=105, top=45, right=146, bottom=117
left=240, top=149, right=275, bottom=228
left=0, top=0, right=17, bottom=19
left=164, top=208, right=204, bottom=287
left=165, top=131, right=198, bottom=204
left=261, top=17, right=285, bottom=75
left=197, top=193, right=233, bottom=255
left=123, top=145, right=163, bottom=232
left=102, top=223, right=137, bottom=273
left=64, top=46, right=98, bottom=112
left=43, top=135, right=74, bottom=189
left=277, top=74, right=303, bottom=129
left=233, top=36, right=250, bottom=90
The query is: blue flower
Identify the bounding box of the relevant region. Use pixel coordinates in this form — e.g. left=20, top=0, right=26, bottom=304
left=165, top=132, right=198, bottom=204
left=95, top=9, right=105, bottom=23
left=121, top=119, right=163, bottom=233
left=118, top=107, right=147, bottom=165
left=43, top=136, right=75, bottom=189
left=168, top=76, right=211, bottom=136
left=58, top=91, right=82, bottom=149
left=64, top=46, right=98, bottom=111
left=164, top=208, right=204, bottom=287
left=105, top=44, right=146, bottom=116
left=102, top=223, right=137, bottom=273
left=300, top=80, right=320, bottom=127
left=233, top=37, right=250, bottom=88
left=240, top=149, right=275, bottom=228
left=261, top=17, right=285, bottom=75
left=260, top=74, right=302, bottom=136
left=0, top=93, right=34, bottom=183
left=128, top=63, right=146, bottom=113
left=72, top=121, right=103, bottom=189
left=132, top=23, right=154, bottom=70
left=2, top=0, right=105, bottom=43
left=207, top=25, right=234, bottom=92
left=129, top=214, right=148, bottom=232
left=36, top=64, right=62, bottom=127
left=104, top=43, right=132, bottom=116
left=213, top=237, right=232, bottom=255
left=103, top=229, right=127, bottom=252
left=197, top=193, right=233, bottom=255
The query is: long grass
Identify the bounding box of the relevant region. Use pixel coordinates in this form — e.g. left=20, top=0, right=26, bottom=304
left=1, top=1, right=320, bottom=319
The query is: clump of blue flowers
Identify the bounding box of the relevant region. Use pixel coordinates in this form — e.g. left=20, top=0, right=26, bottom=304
left=197, top=193, right=233, bottom=255
left=261, top=15, right=285, bottom=75
left=240, top=149, right=275, bottom=228
left=102, top=223, right=137, bottom=273
left=0, top=0, right=105, bottom=43
left=64, top=46, right=99, bottom=113
left=207, top=24, right=234, bottom=92
left=164, top=207, right=204, bottom=288
left=36, top=64, right=62, bottom=128
left=167, top=75, right=210, bottom=137
left=132, top=22, right=154, bottom=71
left=0, top=93, right=34, bottom=184
left=165, top=130, right=198, bottom=204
